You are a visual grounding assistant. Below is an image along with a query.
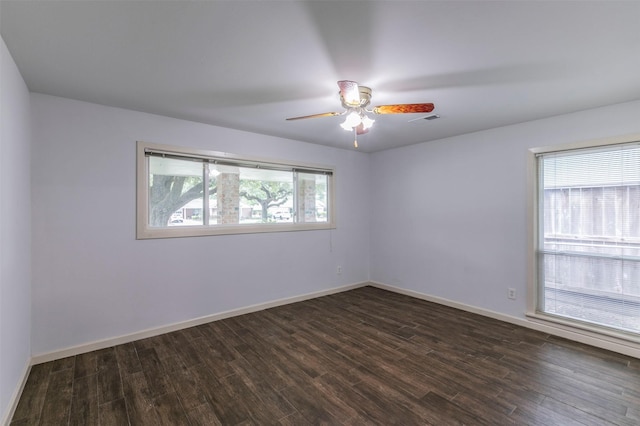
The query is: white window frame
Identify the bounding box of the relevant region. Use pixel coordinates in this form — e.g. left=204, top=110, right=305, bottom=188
left=136, top=141, right=336, bottom=239
left=527, top=133, right=640, bottom=350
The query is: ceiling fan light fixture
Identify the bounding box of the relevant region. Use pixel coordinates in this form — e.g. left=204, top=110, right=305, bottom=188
left=341, top=110, right=362, bottom=130
left=340, top=109, right=375, bottom=132
left=340, top=120, right=354, bottom=131
left=361, top=115, right=375, bottom=130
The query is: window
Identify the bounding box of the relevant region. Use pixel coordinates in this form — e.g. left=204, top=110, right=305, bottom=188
left=136, top=141, right=335, bottom=239
left=534, top=140, right=640, bottom=340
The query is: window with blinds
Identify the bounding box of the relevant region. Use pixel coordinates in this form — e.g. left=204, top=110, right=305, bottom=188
left=136, top=141, right=335, bottom=239
left=536, top=142, right=640, bottom=337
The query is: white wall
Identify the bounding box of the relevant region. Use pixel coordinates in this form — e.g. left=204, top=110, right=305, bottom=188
left=0, top=37, right=32, bottom=423
left=370, top=100, right=640, bottom=321
left=30, top=94, right=370, bottom=357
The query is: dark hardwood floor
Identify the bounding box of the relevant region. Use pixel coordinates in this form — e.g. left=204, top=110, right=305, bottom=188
left=11, top=286, right=640, bottom=425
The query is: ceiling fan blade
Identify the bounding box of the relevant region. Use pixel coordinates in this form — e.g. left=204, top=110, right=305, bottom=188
left=355, top=123, right=369, bottom=135
left=337, top=80, right=361, bottom=107
left=286, top=112, right=341, bottom=121
left=372, top=103, right=435, bottom=115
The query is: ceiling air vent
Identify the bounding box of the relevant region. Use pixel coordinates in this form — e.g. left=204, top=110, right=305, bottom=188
left=408, top=114, right=440, bottom=122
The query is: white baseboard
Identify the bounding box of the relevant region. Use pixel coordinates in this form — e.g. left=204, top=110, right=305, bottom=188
left=1, top=360, right=31, bottom=426
left=370, top=281, right=640, bottom=359
left=31, top=280, right=640, bottom=364
left=31, top=282, right=369, bottom=365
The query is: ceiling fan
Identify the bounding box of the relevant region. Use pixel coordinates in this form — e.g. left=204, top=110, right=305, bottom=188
left=286, top=80, right=435, bottom=148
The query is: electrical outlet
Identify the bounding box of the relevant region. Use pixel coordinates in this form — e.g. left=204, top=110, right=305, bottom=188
left=508, top=288, right=517, bottom=300
left=337, top=266, right=342, bottom=275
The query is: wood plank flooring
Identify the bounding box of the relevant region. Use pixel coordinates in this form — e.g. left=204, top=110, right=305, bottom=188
left=11, top=286, right=640, bottom=425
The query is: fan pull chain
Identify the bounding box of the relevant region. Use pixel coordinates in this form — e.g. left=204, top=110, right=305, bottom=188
left=353, top=128, right=358, bottom=148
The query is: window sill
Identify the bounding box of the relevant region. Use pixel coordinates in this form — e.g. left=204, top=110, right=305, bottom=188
left=526, top=311, right=640, bottom=353
left=137, top=221, right=335, bottom=240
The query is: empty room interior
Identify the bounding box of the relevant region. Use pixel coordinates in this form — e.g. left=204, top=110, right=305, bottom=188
left=2, top=1, right=640, bottom=424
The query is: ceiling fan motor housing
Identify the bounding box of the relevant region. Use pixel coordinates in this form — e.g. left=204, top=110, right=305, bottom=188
left=340, top=84, right=372, bottom=109
left=357, top=86, right=372, bottom=107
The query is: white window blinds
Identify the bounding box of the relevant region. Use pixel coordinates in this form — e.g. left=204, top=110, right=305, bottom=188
left=136, top=141, right=335, bottom=239
left=537, top=142, right=640, bottom=336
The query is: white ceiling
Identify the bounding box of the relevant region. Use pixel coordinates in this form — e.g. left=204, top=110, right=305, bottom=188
left=2, top=0, right=640, bottom=152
